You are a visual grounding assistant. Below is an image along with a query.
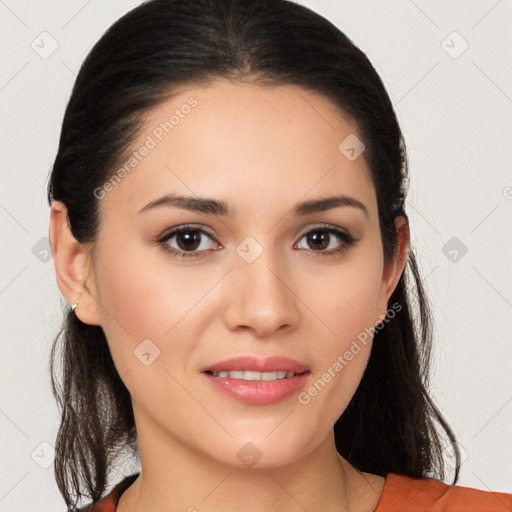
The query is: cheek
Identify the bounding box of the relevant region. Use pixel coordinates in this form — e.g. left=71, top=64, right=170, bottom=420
left=91, top=246, right=201, bottom=426
left=91, top=240, right=227, bottom=405
left=96, top=235, right=205, bottom=324
left=92, top=241, right=202, bottom=371
left=306, top=255, right=383, bottom=346
left=296, top=256, right=382, bottom=417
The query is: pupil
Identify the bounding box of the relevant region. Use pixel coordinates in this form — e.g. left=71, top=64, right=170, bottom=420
left=308, top=231, right=328, bottom=250
left=178, top=231, right=200, bottom=251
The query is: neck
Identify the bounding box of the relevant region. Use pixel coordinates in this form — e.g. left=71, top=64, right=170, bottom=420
left=118, top=417, right=383, bottom=512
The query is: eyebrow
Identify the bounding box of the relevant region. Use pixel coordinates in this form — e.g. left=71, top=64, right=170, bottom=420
left=138, top=193, right=368, bottom=218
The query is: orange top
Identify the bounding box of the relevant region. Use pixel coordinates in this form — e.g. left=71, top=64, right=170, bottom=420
left=79, top=472, right=512, bottom=511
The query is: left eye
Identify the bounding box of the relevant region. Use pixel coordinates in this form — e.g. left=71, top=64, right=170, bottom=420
left=301, top=227, right=354, bottom=254
left=296, top=226, right=355, bottom=253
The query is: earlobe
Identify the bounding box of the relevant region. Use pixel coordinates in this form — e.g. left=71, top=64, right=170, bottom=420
left=49, top=201, right=101, bottom=326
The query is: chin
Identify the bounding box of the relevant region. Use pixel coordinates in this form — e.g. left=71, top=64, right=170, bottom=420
left=201, top=435, right=315, bottom=470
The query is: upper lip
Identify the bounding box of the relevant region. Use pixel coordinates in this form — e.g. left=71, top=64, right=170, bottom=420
left=201, top=356, right=310, bottom=374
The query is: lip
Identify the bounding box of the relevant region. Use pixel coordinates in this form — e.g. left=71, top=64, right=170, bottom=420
left=201, top=356, right=311, bottom=405
left=201, top=355, right=310, bottom=374
left=202, top=371, right=311, bottom=405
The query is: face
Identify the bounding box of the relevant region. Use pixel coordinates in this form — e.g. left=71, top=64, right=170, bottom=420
left=75, top=79, right=406, bottom=468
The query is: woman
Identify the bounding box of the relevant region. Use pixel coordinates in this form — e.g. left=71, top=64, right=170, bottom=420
left=47, top=0, right=512, bottom=510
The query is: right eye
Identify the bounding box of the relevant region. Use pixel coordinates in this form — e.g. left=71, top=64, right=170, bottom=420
left=157, top=225, right=221, bottom=259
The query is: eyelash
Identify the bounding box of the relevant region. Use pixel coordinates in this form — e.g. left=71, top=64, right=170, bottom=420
left=157, top=224, right=357, bottom=260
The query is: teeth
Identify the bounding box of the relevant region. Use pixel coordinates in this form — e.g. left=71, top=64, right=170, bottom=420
left=211, top=370, right=297, bottom=380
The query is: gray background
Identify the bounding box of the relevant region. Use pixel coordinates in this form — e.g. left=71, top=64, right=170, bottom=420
left=1, top=0, right=511, bottom=510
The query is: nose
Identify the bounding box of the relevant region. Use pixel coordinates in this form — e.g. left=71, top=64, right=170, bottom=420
left=223, top=250, right=300, bottom=338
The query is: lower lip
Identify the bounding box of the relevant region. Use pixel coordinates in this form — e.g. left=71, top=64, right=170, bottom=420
left=202, top=372, right=311, bottom=405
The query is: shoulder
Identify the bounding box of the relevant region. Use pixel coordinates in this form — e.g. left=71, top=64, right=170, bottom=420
left=76, top=473, right=139, bottom=512
left=375, top=473, right=512, bottom=512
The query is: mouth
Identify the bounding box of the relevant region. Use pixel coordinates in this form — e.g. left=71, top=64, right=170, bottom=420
left=204, top=370, right=309, bottom=381
left=201, top=355, right=310, bottom=375
left=201, top=355, right=311, bottom=404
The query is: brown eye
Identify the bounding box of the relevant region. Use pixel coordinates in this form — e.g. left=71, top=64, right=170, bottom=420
left=296, top=226, right=356, bottom=255
left=305, top=230, right=330, bottom=251
left=158, top=226, right=219, bottom=258
left=174, top=230, right=201, bottom=251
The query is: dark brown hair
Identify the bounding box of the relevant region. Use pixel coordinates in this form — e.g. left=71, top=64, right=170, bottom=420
left=47, top=0, right=460, bottom=508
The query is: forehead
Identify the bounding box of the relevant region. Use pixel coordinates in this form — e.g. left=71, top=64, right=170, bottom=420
left=100, top=79, right=376, bottom=220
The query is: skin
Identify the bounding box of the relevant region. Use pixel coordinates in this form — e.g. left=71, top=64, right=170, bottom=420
left=50, top=79, right=409, bottom=512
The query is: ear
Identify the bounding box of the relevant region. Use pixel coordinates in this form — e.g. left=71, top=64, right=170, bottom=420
left=375, top=215, right=409, bottom=324
left=49, top=200, right=101, bottom=326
